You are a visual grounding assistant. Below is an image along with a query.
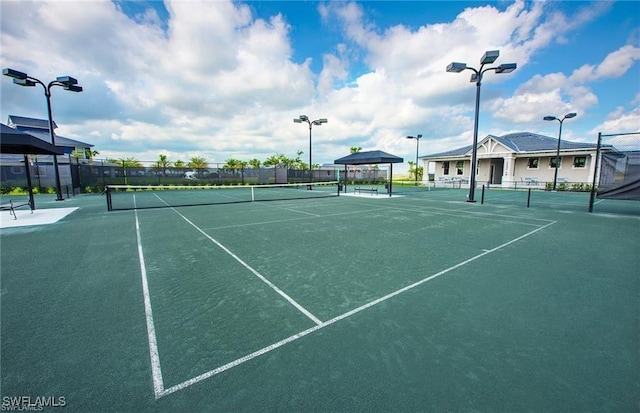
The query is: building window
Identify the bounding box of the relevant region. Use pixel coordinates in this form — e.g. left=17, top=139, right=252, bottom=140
left=527, top=158, right=539, bottom=169
left=442, top=161, right=449, bottom=175
left=456, top=161, right=464, bottom=175
left=10, top=166, right=24, bottom=175
left=549, top=157, right=561, bottom=168
left=573, top=156, right=586, bottom=168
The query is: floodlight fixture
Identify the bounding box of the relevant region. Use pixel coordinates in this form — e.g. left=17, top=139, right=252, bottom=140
left=292, top=114, right=328, bottom=187
left=3, top=68, right=28, bottom=80
left=2, top=68, right=83, bottom=201
left=446, top=62, right=466, bottom=73
left=64, top=84, right=83, bottom=92
left=543, top=112, right=578, bottom=190
left=445, top=50, right=518, bottom=202
left=56, top=76, right=78, bottom=86
left=13, top=78, right=37, bottom=87
left=495, top=63, right=517, bottom=74
left=406, top=134, right=423, bottom=186
left=480, top=50, right=499, bottom=65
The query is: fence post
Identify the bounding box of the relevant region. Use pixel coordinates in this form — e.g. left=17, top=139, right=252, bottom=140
left=588, top=132, right=602, bottom=213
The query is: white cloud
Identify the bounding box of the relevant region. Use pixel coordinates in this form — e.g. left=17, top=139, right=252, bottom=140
left=0, top=0, right=635, bottom=168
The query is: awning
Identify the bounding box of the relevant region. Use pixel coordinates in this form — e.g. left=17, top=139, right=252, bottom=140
left=334, top=150, right=404, bottom=196
left=334, top=150, right=404, bottom=165
left=0, top=123, right=63, bottom=155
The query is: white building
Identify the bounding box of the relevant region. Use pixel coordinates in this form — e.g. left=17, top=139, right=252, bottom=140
left=421, top=132, right=608, bottom=188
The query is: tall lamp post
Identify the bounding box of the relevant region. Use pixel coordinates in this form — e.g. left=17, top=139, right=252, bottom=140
left=406, top=134, right=422, bottom=186
left=544, top=112, right=577, bottom=191
left=446, top=50, right=516, bottom=202
left=3, top=68, right=83, bottom=201
left=293, top=115, right=327, bottom=188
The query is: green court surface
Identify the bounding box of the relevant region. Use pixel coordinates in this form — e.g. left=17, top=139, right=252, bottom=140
left=1, top=189, right=638, bottom=412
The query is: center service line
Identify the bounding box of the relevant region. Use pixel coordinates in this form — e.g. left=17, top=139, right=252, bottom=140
left=158, top=220, right=557, bottom=398
left=133, top=195, right=165, bottom=398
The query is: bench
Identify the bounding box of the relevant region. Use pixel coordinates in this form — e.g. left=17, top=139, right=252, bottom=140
left=354, top=187, right=378, bottom=195
left=1, top=200, right=33, bottom=220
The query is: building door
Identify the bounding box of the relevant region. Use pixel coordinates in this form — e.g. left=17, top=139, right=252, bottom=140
left=490, top=159, right=504, bottom=184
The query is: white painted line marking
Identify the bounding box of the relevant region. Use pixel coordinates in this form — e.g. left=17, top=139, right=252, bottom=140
left=158, top=220, right=557, bottom=398
left=153, top=193, right=322, bottom=325
left=134, top=195, right=165, bottom=398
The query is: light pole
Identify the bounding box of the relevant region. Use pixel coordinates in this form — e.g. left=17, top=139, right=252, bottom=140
left=544, top=112, right=577, bottom=191
left=293, top=115, right=327, bottom=188
left=446, top=50, right=516, bottom=202
left=3, top=68, right=83, bottom=201
left=406, top=134, right=422, bottom=186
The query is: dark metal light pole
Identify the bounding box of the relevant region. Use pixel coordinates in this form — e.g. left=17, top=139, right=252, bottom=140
left=293, top=115, right=327, bottom=188
left=544, top=112, right=577, bottom=190
left=406, top=134, right=422, bottom=186
left=3, top=68, right=83, bottom=201
left=446, top=51, right=516, bottom=202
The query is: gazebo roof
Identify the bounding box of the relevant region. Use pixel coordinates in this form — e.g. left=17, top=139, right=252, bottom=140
left=0, top=123, right=63, bottom=155
left=334, top=150, right=404, bottom=165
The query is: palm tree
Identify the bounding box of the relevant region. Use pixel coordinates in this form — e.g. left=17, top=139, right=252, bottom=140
left=153, top=154, right=172, bottom=177
left=249, top=159, right=261, bottom=169
left=188, top=156, right=208, bottom=178
left=349, top=147, right=362, bottom=180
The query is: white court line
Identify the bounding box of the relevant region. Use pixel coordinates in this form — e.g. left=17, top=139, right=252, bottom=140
left=152, top=193, right=322, bottom=326
left=157, top=219, right=557, bottom=398
left=133, top=195, right=165, bottom=399
left=204, top=207, right=389, bottom=231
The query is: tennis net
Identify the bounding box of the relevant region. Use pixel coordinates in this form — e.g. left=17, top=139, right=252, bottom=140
left=105, top=181, right=340, bottom=211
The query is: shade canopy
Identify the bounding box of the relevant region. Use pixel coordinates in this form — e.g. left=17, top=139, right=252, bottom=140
left=334, top=150, right=404, bottom=165
left=0, top=123, right=63, bottom=155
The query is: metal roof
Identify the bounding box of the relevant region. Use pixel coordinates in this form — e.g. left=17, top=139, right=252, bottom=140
left=8, top=115, right=57, bottom=130
left=424, top=132, right=599, bottom=158
left=0, top=123, right=63, bottom=155
left=334, top=150, right=404, bottom=165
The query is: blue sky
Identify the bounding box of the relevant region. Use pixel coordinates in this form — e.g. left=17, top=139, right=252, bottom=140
left=1, top=0, right=638, bottom=170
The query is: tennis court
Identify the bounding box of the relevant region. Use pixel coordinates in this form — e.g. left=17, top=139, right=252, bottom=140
left=1, top=187, right=638, bottom=412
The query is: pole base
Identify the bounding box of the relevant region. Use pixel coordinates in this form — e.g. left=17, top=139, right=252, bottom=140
left=466, top=199, right=477, bottom=203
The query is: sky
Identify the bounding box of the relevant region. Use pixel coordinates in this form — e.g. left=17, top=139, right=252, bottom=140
left=1, top=0, right=639, bottom=171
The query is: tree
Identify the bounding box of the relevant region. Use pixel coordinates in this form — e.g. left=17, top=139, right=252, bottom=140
left=349, top=147, right=362, bottom=180
left=188, top=156, right=208, bottom=178
left=153, top=154, right=172, bottom=177
left=107, top=157, right=142, bottom=168
left=408, top=161, right=424, bottom=182
left=249, top=159, right=261, bottom=169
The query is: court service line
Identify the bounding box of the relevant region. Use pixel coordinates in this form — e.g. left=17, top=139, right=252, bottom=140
left=158, top=219, right=557, bottom=398
left=133, top=196, right=165, bottom=399
left=204, top=207, right=389, bottom=231
left=154, top=198, right=323, bottom=326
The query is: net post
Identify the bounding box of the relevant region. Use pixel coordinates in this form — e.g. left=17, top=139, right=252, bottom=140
left=481, top=185, right=485, bottom=204
left=251, top=186, right=255, bottom=202
left=106, top=186, right=112, bottom=211
left=527, top=188, right=531, bottom=208
left=588, top=132, right=602, bottom=213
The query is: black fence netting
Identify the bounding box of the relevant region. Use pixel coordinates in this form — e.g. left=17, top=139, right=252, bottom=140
left=595, top=132, right=640, bottom=201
